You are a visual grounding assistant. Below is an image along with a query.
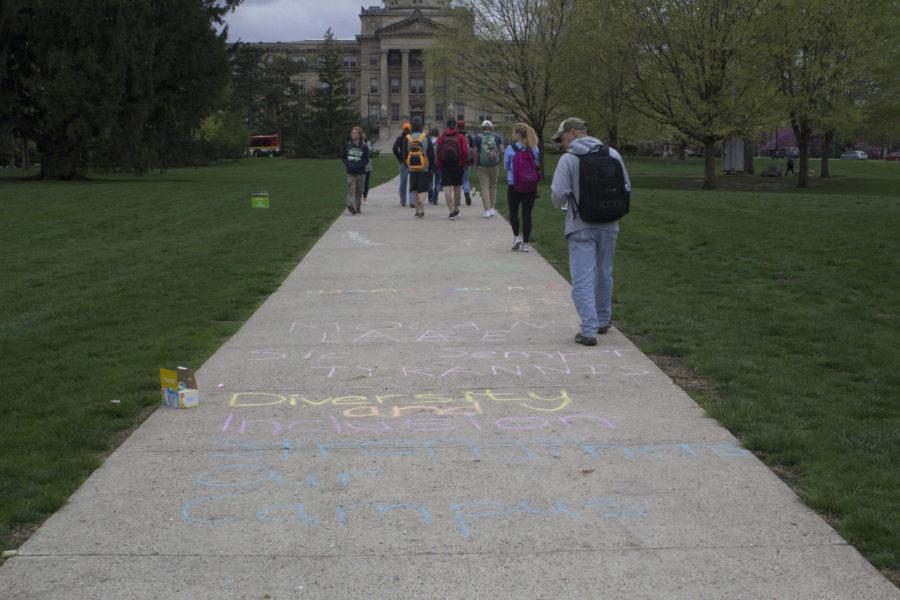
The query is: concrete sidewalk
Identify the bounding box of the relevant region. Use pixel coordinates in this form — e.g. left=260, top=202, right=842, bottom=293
left=2, top=177, right=897, bottom=599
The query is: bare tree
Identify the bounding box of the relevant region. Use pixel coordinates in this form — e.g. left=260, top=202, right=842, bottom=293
left=427, top=0, right=575, bottom=155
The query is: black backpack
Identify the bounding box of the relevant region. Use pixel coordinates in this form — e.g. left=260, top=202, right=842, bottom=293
left=572, top=145, right=629, bottom=223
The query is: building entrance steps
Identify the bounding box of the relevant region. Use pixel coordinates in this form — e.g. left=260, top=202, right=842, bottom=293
left=1, top=178, right=897, bottom=599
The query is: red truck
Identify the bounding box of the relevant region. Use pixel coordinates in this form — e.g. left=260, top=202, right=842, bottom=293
left=248, top=134, right=282, bottom=157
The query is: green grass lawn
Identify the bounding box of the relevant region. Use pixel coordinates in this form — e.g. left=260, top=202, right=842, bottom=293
left=0, top=155, right=396, bottom=552
left=1, top=154, right=898, bottom=584
left=492, top=154, right=900, bottom=582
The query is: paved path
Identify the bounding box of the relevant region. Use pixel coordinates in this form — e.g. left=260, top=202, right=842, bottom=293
left=2, top=178, right=897, bottom=599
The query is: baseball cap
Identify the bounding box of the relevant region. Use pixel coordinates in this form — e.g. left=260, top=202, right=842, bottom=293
left=402, top=122, right=411, bottom=131
left=551, top=117, right=586, bottom=143
left=456, top=119, right=465, bottom=129
left=481, top=120, right=493, bottom=129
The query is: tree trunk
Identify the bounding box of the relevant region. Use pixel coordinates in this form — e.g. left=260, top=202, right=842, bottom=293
left=744, top=141, right=755, bottom=174
left=21, top=139, right=30, bottom=170
left=796, top=127, right=810, bottom=189
left=703, top=138, right=716, bottom=189
left=678, top=142, right=686, bottom=160
left=606, top=124, right=618, bottom=149
left=821, top=130, right=833, bottom=178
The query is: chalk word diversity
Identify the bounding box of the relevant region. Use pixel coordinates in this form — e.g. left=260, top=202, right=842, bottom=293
left=228, top=389, right=574, bottom=415
left=180, top=493, right=646, bottom=538
left=287, top=320, right=567, bottom=344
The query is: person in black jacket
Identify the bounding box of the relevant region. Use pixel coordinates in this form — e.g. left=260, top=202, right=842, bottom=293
left=392, top=122, right=415, bottom=207
left=342, top=126, right=369, bottom=215
left=401, top=117, right=435, bottom=218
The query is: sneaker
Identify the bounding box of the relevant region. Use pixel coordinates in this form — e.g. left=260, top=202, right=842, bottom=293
left=489, top=208, right=497, bottom=217
left=416, top=211, right=423, bottom=218
left=465, top=192, right=472, bottom=206
left=362, top=197, right=367, bottom=204
left=483, top=210, right=492, bottom=218
left=347, top=206, right=357, bottom=215
left=511, top=237, right=522, bottom=251
left=598, top=322, right=611, bottom=334
left=520, top=243, right=531, bottom=252
left=448, top=212, right=457, bottom=220
left=575, top=332, right=597, bottom=346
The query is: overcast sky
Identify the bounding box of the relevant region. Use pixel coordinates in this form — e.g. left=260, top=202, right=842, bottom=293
left=223, top=0, right=370, bottom=43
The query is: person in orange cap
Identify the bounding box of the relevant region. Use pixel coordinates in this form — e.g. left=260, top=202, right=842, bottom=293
left=392, top=122, right=415, bottom=207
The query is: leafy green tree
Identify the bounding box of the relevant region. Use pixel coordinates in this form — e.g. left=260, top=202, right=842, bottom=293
left=195, top=110, right=250, bottom=161
left=0, top=0, right=242, bottom=178
left=624, top=0, right=771, bottom=188
left=229, top=44, right=306, bottom=137
left=763, top=0, right=896, bottom=186
left=297, top=29, right=359, bottom=158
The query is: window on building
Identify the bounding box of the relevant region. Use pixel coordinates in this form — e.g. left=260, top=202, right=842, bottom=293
left=388, top=51, right=401, bottom=66
left=368, top=104, right=380, bottom=121
left=391, top=103, right=400, bottom=121
left=409, top=51, right=424, bottom=68
left=369, top=77, right=379, bottom=94
left=434, top=103, right=444, bottom=122
left=390, top=78, right=400, bottom=93
left=342, top=55, right=357, bottom=68
left=410, top=78, right=425, bottom=95
left=347, top=78, right=358, bottom=96
left=370, top=53, right=378, bottom=66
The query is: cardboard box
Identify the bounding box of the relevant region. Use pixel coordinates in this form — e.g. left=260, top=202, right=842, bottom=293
left=160, top=366, right=199, bottom=409
left=250, top=192, right=269, bottom=208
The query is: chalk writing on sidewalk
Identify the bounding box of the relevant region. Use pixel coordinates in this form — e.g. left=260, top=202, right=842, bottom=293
left=228, top=389, right=573, bottom=415
left=303, top=284, right=565, bottom=296
left=220, top=413, right=616, bottom=436
left=207, top=437, right=751, bottom=464
left=179, top=492, right=647, bottom=538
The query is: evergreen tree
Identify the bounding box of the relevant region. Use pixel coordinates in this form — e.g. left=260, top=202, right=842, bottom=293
left=0, top=0, right=242, bottom=178
left=300, top=29, right=359, bottom=158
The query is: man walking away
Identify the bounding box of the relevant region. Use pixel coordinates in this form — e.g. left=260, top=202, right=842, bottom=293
left=475, top=120, right=503, bottom=217
left=401, top=117, right=435, bottom=218
left=550, top=118, right=631, bottom=346
left=392, top=122, right=415, bottom=207
left=342, top=126, right=370, bottom=215
left=436, top=118, right=469, bottom=220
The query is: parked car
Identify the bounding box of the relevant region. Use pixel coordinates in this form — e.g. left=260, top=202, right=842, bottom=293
left=884, top=152, right=900, bottom=161
left=840, top=150, right=868, bottom=160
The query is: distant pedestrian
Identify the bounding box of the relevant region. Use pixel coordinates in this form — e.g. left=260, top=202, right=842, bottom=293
left=362, top=130, right=373, bottom=204
left=436, top=118, right=469, bottom=220
left=785, top=156, right=795, bottom=175
left=392, top=122, right=415, bottom=207
left=550, top=117, right=631, bottom=347
left=341, top=126, right=369, bottom=215
left=401, top=117, right=435, bottom=218
left=458, top=120, right=474, bottom=207
left=504, top=122, right=540, bottom=251
left=428, top=127, right=441, bottom=205
left=474, top=120, right=504, bottom=218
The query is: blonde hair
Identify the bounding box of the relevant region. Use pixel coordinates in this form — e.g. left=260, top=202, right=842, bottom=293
left=513, top=123, right=538, bottom=150
left=351, top=126, right=364, bottom=139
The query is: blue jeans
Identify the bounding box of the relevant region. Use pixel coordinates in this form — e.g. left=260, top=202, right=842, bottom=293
left=568, top=227, right=618, bottom=336
left=430, top=169, right=442, bottom=204
left=398, top=164, right=415, bottom=206
left=461, top=165, right=471, bottom=193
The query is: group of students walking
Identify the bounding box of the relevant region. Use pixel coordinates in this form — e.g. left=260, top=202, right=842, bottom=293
left=341, top=116, right=632, bottom=347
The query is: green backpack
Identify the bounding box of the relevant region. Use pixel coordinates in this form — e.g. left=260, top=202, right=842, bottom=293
left=479, top=133, right=500, bottom=167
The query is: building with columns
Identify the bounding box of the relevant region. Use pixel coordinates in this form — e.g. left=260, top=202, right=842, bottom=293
left=252, top=1, right=503, bottom=146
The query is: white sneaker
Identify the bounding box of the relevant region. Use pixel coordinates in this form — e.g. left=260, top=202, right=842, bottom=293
left=511, top=236, right=522, bottom=251
left=520, top=243, right=531, bottom=252
left=483, top=210, right=492, bottom=218
left=490, top=208, right=497, bottom=216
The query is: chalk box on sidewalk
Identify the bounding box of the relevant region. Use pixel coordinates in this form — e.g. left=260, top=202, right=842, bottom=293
left=250, top=192, right=269, bottom=208
left=160, top=366, right=199, bottom=409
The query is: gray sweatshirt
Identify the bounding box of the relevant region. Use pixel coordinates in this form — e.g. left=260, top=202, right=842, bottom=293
left=550, top=136, right=631, bottom=236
